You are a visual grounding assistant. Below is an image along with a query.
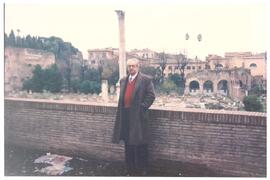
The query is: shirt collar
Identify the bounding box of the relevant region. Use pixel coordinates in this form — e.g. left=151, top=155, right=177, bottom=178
left=129, top=72, right=138, bottom=81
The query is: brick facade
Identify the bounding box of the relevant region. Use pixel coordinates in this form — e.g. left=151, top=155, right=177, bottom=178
left=4, top=98, right=266, bottom=177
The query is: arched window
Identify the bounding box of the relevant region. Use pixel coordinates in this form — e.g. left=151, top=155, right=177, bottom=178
left=217, top=80, right=228, bottom=95
left=239, top=80, right=243, bottom=88
left=203, top=80, right=213, bottom=92
left=205, top=64, right=210, bottom=69
left=217, top=80, right=228, bottom=90
left=216, top=64, right=223, bottom=69
left=249, top=63, right=257, bottom=68
left=189, top=80, right=200, bottom=92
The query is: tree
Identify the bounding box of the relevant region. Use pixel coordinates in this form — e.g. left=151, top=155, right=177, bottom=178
left=4, top=33, right=9, bottom=46
left=108, top=69, right=119, bottom=87
left=8, top=30, right=16, bottom=46
left=80, top=65, right=87, bottom=82
left=25, top=35, right=33, bottom=48
left=243, top=95, right=263, bottom=112
left=16, top=29, right=20, bottom=36
left=176, top=53, right=188, bottom=77
left=159, top=79, right=178, bottom=94
left=79, top=80, right=101, bottom=94
left=98, top=59, right=119, bottom=86
left=158, top=51, right=167, bottom=83
left=22, top=79, right=34, bottom=92
left=36, top=37, right=44, bottom=49
left=175, top=53, right=188, bottom=95
left=22, top=66, right=43, bottom=92
left=44, top=36, right=61, bottom=55
left=71, top=79, right=81, bottom=93
left=140, top=66, right=162, bottom=87
left=16, top=36, right=23, bottom=47
left=43, top=64, right=63, bottom=93
left=21, top=64, right=63, bottom=93
left=249, top=84, right=263, bottom=96
left=168, top=73, right=182, bottom=86
left=84, top=68, right=101, bottom=82
left=6, top=30, right=82, bottom=93
left=31, top=65, right=44, bottom=92
left=75, top=67, right=102, bottom=94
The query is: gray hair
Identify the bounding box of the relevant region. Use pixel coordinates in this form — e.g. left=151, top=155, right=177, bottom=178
left=127, top=58, right=139, bottom=66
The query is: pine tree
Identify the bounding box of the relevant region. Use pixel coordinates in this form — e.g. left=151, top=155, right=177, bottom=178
left=8, top=30, right=16, bottom=46
left=4, top=33, right=8, bottom=47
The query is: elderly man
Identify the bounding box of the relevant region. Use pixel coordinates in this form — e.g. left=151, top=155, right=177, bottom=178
left=112, top=58, right=156, bottom=176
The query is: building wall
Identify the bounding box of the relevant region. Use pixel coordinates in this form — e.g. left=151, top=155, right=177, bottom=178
left=242, top=57, right=266, bottom=78
left=129, top=49, right=158, bottom=59
left=4, top=47, right=55, bottom=92
left=207, top=53, right=266, bottom=79
left=5, top=98, right=266, bottom=177
left=184, top=69, right=252, bottom=100
left=86, top=48, right=118, bottom=68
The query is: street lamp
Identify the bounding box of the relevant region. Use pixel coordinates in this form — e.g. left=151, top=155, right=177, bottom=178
left=184, top=33, right=202, bottom=60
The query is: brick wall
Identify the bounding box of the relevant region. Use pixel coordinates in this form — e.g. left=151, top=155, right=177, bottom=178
left=4, top=98, right=266, bottom=177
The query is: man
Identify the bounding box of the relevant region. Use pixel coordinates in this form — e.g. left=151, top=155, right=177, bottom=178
left=112, top=58, right=156, bottom=176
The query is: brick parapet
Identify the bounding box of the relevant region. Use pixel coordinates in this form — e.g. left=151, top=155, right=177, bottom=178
left=4, top=98, right=266, bottom=177
left=5, top=98, right=266, bottom=126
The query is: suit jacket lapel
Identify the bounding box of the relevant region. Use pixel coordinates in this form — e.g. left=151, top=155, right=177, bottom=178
left=131, top=72, right=142, bottom=104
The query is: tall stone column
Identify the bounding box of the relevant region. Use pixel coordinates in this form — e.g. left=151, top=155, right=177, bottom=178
left=115, top=10, right=127, bottom=80
left=115, top=10, right=127, bottom=99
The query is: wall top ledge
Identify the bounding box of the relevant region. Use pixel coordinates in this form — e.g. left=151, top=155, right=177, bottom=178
left=5, top=97, right=266, bottom=117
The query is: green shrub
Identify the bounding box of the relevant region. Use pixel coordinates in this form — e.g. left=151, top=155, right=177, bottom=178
left=243, top=95, right=263, bottom=112
left=79, top=80, right=101, bottom=94
left=159, top=79, right=178, bottom=94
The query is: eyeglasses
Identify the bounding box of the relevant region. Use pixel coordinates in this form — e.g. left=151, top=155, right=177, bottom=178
left=127, top=65, right=137, bottom=68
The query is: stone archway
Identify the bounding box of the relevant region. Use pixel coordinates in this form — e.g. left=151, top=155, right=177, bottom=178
left=217, top=80, right=228, bottom=95
left=249, top=63, right=257, bottom=68
left=216, top=64, right=224, bottom=70
left=203, top=80, right=213, bottom=93
left=189, top=80, right=200, bottom=93
left=239, top=80, right=243, bottom=88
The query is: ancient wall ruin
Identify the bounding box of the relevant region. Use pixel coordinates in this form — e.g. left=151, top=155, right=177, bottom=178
left=4, top=47, right=55, bottom=92
left=185, top=69, right=252, bottom=100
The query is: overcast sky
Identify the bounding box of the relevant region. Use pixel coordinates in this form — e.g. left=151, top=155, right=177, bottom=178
left=4, top=0, right=268, bottom=60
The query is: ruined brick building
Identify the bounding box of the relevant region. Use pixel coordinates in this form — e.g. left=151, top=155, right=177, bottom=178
left=4, top=47, right=55, bottom=92
left=5, top=46, right=266, bottom=101
left=86, top=48, right=266, bottom=100
left=4, top=47, right=83, bottom=92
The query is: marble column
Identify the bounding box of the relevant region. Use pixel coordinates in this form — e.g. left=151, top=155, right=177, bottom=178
left=115, top=10, right=127, bottom=99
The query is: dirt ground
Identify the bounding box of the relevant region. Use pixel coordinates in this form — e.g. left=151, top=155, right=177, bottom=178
left=5, top=144, right=223, bottom=177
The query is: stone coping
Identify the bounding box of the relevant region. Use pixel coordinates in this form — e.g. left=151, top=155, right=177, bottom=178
left=5, top=97, right=266, bottom=117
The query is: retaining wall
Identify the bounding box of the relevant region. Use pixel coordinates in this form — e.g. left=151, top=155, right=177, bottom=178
left=4, top=98, right=266, bottom=177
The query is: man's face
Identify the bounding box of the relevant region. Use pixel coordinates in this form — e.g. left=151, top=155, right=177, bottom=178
left=127, top=61, right=139, bottom=76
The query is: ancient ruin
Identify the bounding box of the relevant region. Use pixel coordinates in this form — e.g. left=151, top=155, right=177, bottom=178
left=4, top=47, right=55, bottom=92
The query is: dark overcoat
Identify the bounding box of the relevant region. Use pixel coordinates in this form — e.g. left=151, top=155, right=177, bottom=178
left=112, top=72, right=155, bottom=145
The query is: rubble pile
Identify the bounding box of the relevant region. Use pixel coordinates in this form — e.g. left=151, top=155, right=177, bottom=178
left=154, top=94, right=244, bottom=111
left=7, top=91, right=245, bottom=111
